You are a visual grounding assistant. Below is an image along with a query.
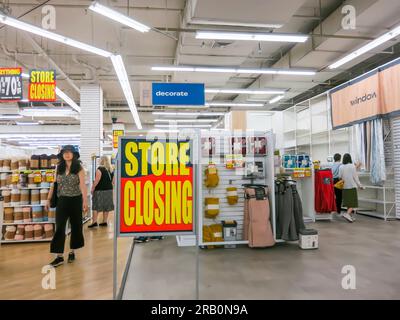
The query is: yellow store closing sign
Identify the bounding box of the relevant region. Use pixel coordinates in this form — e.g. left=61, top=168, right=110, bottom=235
left=117, top=136, right=195, bottom=236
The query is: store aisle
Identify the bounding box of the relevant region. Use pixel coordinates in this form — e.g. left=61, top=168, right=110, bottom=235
left=123, top=216, right=400, bottom=300
left=0, top=218, right=132, bottom=300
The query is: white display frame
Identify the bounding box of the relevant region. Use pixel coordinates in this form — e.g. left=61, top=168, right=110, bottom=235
left=196, top=130, right=279, bottom=246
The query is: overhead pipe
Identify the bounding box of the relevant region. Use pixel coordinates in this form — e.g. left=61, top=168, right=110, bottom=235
left=23, top=34, right=80, bottom=94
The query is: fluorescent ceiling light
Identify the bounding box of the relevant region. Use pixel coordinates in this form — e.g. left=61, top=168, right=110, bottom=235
left=329, top=24, right=400, bottom=69
left=154, top=124, right=212, bottom=128
left=247, top=98, right=270, bottom=102
left=0, top=134, right=79, bottom=138
left=111, top=55, right=142, bottom=129
left=154, top=119, right=218, bottom=123
left=205, top=88, right=285, bottom=95
left=55, top=87, right=81, bottom=113
left=189, top=19, right=282, bottom=29
left=15, top=121, right=41, bottom=126
left=21, top=108, right=78, bottom=118
left=0, top=12, right=112, bottom=57
left=206, top=102, right=264, bottom=107
left=0, top=115, right=23, bottom=119
left=152, top=65, right=316, bottom=76
left=22, top=73, right=81, bottom=112
left=89, top=1, right=150, bottom=33
left=269, top=95, right=284, bottom=104
left=152, top=112, right=225, bottom=117
left=196, top=31, right=308, bottom=43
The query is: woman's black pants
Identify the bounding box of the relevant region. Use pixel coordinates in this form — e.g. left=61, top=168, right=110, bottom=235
left=50, top=195, right=85, bottom=254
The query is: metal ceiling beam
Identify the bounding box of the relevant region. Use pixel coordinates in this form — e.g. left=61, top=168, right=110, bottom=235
left=23, top=35, right=80, bottom=94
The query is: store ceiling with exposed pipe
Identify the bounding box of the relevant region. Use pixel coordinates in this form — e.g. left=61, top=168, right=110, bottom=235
left=0, top=0, right=400, bottom=126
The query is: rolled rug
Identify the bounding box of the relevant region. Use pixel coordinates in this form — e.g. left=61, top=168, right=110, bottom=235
left=13, top=207, right=24, bottom=224
left=30, top=155, right=40, bottom=170
left=2, top=189, right=11, bottom=204
left=10, top=189, right=21, bottom=206
left=20, top=189, right=30, bottom=205
left=11, top=158, right=19, bottom=171
left=47, top=208, right=56, bottom=223
left=6, top=174, right=12, bottom=188
left=23, top=207, right=32, bottom=223
left=34, top=224, right=44, bottom=240
left=40, top=189, right=49, bottom=205
left=4, top=207, right=14, bottom=223
left=15, top=225, right=25, bottom=241
left=0, top=173, right=7, bottom=188
left=4, top=226, right=17, bottom=240
left=2, top=159, right=11, bottom=171
left=18, top=159, right=27, bottom=171
left=44, top=224, right=54, bottom=239
left=30, top=190, right=40, bottom=205
left=24, top=225, right=34, bottom=240
left=50, top=155, right=58, bottom=168
left=32, top=206, right=43, bottom=222
left=43, top=207, right=48, bottom=222
left=40, top=155, right=49, bottom=170
left=40, top=172, right=50, bottom=188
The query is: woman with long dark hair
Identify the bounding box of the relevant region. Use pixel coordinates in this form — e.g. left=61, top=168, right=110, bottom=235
left=339, top=153, right=364, bottom=223
left=46, top=145, right=88, bottom=267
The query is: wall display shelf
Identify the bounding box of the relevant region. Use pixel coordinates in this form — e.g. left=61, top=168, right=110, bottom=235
left=177, top=131, right=277, bottom=247
left=1, top=239, right=51, bottom=244
left=3, top=221, right=55, bottom=226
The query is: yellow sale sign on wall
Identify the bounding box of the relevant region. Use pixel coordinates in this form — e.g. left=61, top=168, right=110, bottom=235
left=117, top=136, right=195, bottom=236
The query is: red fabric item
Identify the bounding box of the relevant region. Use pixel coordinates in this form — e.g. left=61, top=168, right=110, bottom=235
left=314, top=169, right=337, bottom=213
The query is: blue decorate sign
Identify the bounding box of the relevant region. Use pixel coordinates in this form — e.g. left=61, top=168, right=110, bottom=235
left=152, top=83, right=205, bottom=106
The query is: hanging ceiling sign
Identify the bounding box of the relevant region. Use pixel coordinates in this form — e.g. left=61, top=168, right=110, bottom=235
left=117, top=135, right=195, bottom=237
left=0, top=67, right=23, bottom=102
left=113, top=129, right=125, bottom=149
left=28, top=69, right=56, bottom=102
left=330, top=58, right=400, bottom=129
left=152, top=83, right=205, bottom=106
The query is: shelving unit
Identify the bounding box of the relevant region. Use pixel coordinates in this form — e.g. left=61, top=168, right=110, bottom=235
left=197, top=131, right=277, bottom=247
left=1, top=238, right=51, bottom=244
left=3, top=221, right=54, bottom=225
left=356, top=176, right=397, bottom=221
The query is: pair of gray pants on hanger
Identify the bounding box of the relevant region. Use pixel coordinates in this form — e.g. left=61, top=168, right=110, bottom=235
left=275, top=181, right=305, bottom=241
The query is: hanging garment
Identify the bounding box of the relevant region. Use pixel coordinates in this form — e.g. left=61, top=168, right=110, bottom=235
left=275, top=179, right=305, bottom=241
left=370, top=119, right=386, bottom=185
left=314, top=169, right=337, bottom=213
left=244, top=187, right=275, bottom=248
left=365, top=121, right=372, bottom=171
left=291, top=184, right=306, bottom=235
left=354, top=122, right=366, bottom=171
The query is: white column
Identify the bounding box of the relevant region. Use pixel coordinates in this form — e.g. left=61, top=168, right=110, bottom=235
left=80, top=85, right=103, bottom=173
left=392, top=117, right=400, bottom=218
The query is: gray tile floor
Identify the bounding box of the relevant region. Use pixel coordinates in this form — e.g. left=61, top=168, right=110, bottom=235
left=122, top=215, right=400, bottom=300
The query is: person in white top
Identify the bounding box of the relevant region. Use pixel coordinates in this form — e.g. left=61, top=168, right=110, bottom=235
left=339, top=153, right=364, bottom=223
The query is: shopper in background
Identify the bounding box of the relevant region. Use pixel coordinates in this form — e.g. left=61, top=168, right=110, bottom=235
left=331, top=153, right=343, bottom=214
left=89, top=155, right=114, bottom=228
left=46, top=145, right=88, bottom=267
left=339, top=153, right=364, bottom=223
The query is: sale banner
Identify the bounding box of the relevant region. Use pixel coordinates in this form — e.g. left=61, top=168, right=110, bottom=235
left=0, top=67, right=23, bottom=102
left=28, top=69, right=56, bottom=102
left=117, top=137, right=195, bottom=236
left=113, top=130, right=124, bottom=149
